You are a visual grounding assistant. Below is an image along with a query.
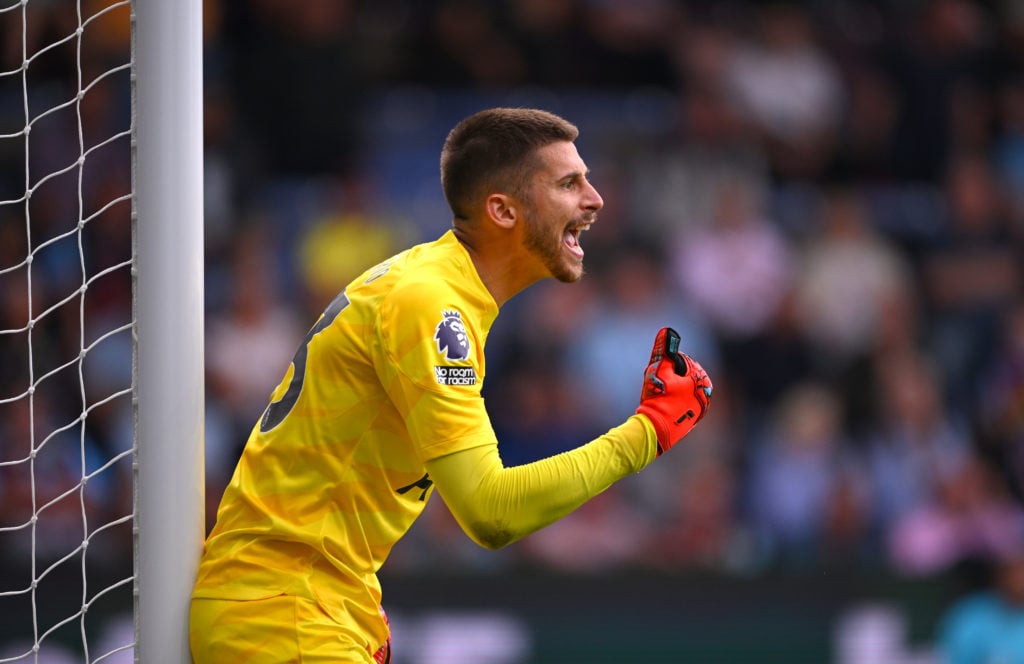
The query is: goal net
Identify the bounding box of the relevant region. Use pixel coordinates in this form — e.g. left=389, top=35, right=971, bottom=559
left=0, top=1, right=204, bottom=662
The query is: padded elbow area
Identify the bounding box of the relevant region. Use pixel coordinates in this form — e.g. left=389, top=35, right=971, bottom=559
left=467, top=520, right=516, bottom=550
left=426, top=446, right=523, bottom=549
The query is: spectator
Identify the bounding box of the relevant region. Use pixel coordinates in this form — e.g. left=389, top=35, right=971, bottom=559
left=976, top=298, right=1024, bottom=501
left=205, top=225, right=305, bottom=452
left=746, top=382, right=862, bottom=566
left=920, top=152, right=1021, bottom=400
left=938, top=544, right=1024, bottom=663
left=993, top=77, right=1024, bottom=226
left=722, top=2, right=844, bottom=178
left=626, top=81, right=768, bottom=241
left=672, top=177, right=794, bottom=342
left=792, top=188, right=915, bottom=369
left=880, top=0, right=993, bottom=181
left=294, top=173, right=420, bottom=314
left=890, top=452, right=1024, bottom=576
left=865, top=348, right=972, bottom=538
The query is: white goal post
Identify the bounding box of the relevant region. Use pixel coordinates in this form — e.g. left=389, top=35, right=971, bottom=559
left=132, top=0, right=205, bottom=663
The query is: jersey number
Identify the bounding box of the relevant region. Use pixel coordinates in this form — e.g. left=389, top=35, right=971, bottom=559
left=260, top=291, right=351, bottom=433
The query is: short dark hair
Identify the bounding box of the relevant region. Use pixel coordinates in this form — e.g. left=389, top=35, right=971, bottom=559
left=440, top=108, right=579, bottom=221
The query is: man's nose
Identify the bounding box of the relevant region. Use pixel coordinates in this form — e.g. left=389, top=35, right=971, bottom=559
left=583, top=180, right=604, bottom=212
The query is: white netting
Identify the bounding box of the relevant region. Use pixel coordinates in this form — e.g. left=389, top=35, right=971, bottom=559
left=0, top=1, right=134, bottom=661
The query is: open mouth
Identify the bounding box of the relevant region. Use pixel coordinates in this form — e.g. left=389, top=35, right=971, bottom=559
left=563, top=224, right=589, bottom=259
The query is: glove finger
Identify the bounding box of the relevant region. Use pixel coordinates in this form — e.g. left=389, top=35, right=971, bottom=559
left=643, top=328, right=678, bottom=399
left=652, top=327, right=690, bottom=377
left=663, top=327, right=681, bottom=356
left=648, top=327, right=679, bottom=364
left=684, top=355, right=713, bottom=413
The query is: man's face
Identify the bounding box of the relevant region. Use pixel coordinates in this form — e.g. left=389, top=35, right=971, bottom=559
left=519, top=141, right=603, bottom=283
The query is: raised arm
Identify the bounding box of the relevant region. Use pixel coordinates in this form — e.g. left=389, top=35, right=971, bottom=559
left=426, top=327, right=712, bottom=549
left=425, top=415, right=656, bottom=549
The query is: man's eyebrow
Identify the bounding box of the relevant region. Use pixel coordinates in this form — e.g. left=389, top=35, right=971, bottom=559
left=557, top=169, right=590, bottom=182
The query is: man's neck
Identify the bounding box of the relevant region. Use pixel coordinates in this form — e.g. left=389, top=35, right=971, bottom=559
left=452, top=224, right=542, bottom=308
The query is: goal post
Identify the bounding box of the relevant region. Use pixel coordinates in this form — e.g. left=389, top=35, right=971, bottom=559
left=131, top=0, right=205, bottom=661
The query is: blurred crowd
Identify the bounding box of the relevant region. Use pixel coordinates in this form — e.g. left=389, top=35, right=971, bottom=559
left=2, top=0, right=1024, bottom=606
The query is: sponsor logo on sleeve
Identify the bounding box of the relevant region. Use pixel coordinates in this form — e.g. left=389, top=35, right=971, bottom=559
left=434, top=310, right=471, bottom=361
left=433, top=309, right=477, bottom=385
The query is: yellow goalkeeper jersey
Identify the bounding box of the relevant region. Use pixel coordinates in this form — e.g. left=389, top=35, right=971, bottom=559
left=192, top=230, right=499, bottom=653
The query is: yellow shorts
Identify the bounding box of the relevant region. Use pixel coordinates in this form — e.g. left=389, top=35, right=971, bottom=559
left=190, top=595, right=389, bottom=664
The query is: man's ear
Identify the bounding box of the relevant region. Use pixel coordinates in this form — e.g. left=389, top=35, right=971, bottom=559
left=484, top=193, right=518, bottom=230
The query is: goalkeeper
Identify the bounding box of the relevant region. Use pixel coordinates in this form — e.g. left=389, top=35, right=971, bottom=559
left=190, top=107, right=712, bottom=663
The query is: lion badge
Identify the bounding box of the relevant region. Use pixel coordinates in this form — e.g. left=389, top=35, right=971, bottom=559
left=434, top=310, right=471, bottom=361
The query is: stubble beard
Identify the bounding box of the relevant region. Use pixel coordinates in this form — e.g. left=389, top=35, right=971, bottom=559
left=522, top=209, right=585, bottom=284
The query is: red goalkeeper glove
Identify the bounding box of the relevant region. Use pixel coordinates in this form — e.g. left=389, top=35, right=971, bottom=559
left=635, top=327, right=713, bottom=456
